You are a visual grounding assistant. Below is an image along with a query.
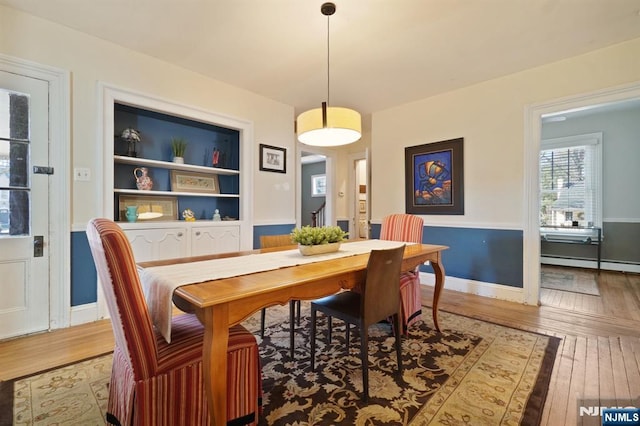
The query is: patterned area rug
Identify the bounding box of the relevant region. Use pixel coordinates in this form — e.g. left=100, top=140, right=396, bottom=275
left=540, top=266, right=600, bottom=296
left=2, top=305, right=559, bottom=425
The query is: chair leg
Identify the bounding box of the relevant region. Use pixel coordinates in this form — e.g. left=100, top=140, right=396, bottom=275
left=360, top=325, right=369, bottom=403
left=289, top=300, right=296, bottom=358
left=393, top=313, right=403, bottom=376
left=260, top=308, right=266, bottom=338
left=345, top=323, right=350, bottom=351
left=310, top=306, right=317, bottom=371
left=328, top=316, right=333, bottom=343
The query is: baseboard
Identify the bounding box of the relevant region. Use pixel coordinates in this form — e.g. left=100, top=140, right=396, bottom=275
left=540, top=256, right=640, bottom=274
left=70, top=303, right=99, bottom=326
left=419, top=272, right=525, bottom=304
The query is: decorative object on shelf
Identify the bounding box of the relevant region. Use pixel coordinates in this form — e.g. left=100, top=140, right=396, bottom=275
left=125, top=206, right=139, bottom=223
left=405, top=137, right=464, bottom=215
left=120, top=128, right=141, bottom=157
left=259, top=143, right=286, bottom=173
left=296, top=3, right=361, bottom=147
left=171, top=137, right=188, bottom=163
left=118, top=195, right=177, bottom=221
left=170, top=170, right=220, bottom=194
left=182, top=208, right=196, bottom=222
left=213, top=209, right=221, bottom=221
left=133, top=167, right=153, bottom=191
left=290, top=225, right=348, bottom=256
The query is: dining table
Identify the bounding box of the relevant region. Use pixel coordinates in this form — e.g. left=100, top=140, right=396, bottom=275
left=137, top=240, right=448, bottom=426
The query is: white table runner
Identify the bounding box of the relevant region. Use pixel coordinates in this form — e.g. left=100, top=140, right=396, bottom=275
left=139, top=239, right=408, bottom=342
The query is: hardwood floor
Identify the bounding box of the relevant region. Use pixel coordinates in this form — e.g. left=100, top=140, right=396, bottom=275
left=1, top=266, right=638, bottom=425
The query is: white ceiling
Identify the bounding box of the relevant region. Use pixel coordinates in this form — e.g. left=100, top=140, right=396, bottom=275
left=3, top=0, right=640, bottom=123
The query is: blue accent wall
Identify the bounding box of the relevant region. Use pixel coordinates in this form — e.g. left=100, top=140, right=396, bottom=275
left=371, top=224, right=523, bottom=288
left=253, top=224, right=296, bottom=249
left=337, top=220, right=349, bottom=233
left=71, top=231, right=97, bottom=306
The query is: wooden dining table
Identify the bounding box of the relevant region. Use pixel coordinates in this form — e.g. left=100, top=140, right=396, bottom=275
left=138, top=241, right=448, bottom=426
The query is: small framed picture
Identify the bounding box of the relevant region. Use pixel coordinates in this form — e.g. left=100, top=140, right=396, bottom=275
left=259, top=144, right=286, bottom=173
left=170, top=170, right=220, bottom=194
left=311, top=174, right=326, bottom=197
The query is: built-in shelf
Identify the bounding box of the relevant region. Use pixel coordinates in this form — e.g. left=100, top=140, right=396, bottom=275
left=114, top=188, right=240, bottom=198
left=114, top=155, right=239, bottom=176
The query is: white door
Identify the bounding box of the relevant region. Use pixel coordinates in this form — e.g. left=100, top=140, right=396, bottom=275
left=0, top=70, right=50, bottom=339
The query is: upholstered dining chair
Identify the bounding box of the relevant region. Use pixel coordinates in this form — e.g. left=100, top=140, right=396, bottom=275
left=86, top=218, right=262, bottom=426
left=309, top=245, right=406, bottom=402
left=259, top=234, right=300, bottom=358
left=380, top=213, right=424, bottom=333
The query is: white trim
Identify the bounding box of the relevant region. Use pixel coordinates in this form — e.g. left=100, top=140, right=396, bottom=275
left=603, top=218, right=640, bottom=223
left=370, top=219, right=524, bottom=231
left=0, top=54, right=71, bottom=331
left=70, top=302, right=101, bottom=326
left=420, top=273, right=526, bottom=304
left=524, top=80, right=640, bottom=306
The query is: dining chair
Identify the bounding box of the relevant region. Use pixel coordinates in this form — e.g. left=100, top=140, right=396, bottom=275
left=87, top=218, right=262, bottom=426
left=259, top=234, right=300, bottom=358
left=380, top=213, right=424, bottom=333
left=309, top=244, right=406, bottom=402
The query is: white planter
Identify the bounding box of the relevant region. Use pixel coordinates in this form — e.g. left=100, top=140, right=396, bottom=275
left=173, top=156, right=184, bottom=164
left=298, top=242, right=341, bottom=256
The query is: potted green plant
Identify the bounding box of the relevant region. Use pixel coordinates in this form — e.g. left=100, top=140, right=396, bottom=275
left=290, top=225, right=348, bottom=255
left=171, top=137, right=188, bottom=163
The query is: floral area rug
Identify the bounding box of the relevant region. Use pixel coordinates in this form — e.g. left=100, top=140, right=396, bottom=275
left=3, top=304, right=558, bottom=425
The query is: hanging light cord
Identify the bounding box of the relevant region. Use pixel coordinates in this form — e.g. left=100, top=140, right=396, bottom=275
left=326, top=10, right=331, bottom=106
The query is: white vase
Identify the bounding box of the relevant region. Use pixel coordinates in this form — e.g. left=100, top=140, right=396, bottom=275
left=298, top=242, right=341, bottom=256
left=173, top=156, right=184, bottom=164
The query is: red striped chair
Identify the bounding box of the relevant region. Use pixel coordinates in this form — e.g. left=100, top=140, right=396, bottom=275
left=380, top=214, right=424, bottom=333
left=86, top=218, right=262, bottom=426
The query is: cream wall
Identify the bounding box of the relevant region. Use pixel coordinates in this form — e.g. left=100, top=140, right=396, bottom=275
left=0, top=5, right=296, bottom=227
left=371, top=37, right=640, bottom=228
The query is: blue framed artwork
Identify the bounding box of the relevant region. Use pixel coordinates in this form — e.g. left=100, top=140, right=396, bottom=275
left=405, top=137, right=464, bottom=215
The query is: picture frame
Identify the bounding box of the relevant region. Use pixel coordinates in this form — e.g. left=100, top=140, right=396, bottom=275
left=405, top=137, right=464, bottom=215
left=311, top=174, right=326, bottom=197
left=118, top=195, right=178, bottom=221
left=170, top=170, right=220, bottom=194
left=259, top=143, right=286, bottom=173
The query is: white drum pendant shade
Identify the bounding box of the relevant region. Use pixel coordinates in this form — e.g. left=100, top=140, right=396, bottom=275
left=297, top=106, right=362, bottom=146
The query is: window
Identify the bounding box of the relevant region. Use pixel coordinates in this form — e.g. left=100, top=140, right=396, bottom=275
left=539, top=133, right=602, bottom=229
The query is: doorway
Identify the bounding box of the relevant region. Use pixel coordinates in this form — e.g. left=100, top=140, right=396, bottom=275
left=524, top=81, right=640, bottom=306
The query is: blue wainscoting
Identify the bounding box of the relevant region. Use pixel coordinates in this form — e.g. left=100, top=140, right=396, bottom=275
left=371, top=224, right=523, bottom=288
left=253, top=224, right=297, bottom=249
left=71, top=231, right=97, bottom=306
left=337, top=220, right=349, bottom=233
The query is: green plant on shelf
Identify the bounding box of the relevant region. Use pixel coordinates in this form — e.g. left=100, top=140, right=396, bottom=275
left=171, top=137, right=188, bottom=158
left=290, top=225, right=348, bottom=246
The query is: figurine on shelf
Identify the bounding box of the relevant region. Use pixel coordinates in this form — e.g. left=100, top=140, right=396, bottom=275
left=120, top=128, right=141, bottom=157
left=213, top=209, right=221, bottom=221
left=212, top=148, right=220, bottom=167
left=182, top=208, right=196, bottom=222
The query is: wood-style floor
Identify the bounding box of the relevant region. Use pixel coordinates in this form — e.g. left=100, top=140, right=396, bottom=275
left=1, top=266, right=639, bottom=425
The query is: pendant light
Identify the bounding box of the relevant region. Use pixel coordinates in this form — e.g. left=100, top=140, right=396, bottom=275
left=296, top=2, right=362, bottom=147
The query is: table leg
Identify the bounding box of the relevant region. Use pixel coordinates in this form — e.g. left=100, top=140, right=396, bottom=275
left=430, top=259, right=445, bottom=332
left=202, top=305, right=229, bottom=426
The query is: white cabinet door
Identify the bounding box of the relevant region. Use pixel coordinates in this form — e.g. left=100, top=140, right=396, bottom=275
left=124, top=227, right=189, bottom=262
left=191, top=225, right=240, bottom=256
